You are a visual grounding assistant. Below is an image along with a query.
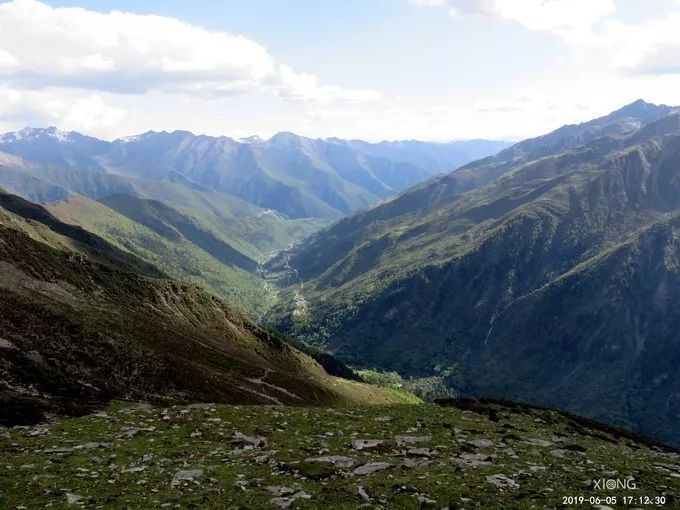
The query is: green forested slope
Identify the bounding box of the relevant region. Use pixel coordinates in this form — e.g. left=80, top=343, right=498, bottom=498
left=266, top=104, right=680, bottom=445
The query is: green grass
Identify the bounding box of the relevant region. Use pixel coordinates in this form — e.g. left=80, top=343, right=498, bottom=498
left=46, top=195, right=326, bottom=317
left=1, top=400, right=678, bottom=509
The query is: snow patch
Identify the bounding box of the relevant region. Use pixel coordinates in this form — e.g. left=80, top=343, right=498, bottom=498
left=0, top=127, right=74, bottom=143
left=257, top=209, right=284, bottom=220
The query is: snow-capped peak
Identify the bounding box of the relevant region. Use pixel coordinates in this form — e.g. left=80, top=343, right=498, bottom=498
left=0, top=126, right=74, bottom=144
left=46, top=127, right=74, bottom=142
left=115, top=130, right=159, bottom=144
left=117, top=134, right=143, bottom=144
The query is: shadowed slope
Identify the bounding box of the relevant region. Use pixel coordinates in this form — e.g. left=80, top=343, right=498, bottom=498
left=266, top=104, right=680, bottom=445
left=0, top=191, right=414, bottom=426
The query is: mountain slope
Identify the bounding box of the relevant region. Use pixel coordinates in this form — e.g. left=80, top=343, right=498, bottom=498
left=0, top=191, right=165, bottom=281
left=0, top=149, right=327, bottom=313
left=43, top=192, right=327, bottom=316
left=0, top=191, right=413, bottom=426
left=266, top=102, right=680, bottom=445
left=45, top=195, right=274, bottom=315
left=0, top=126, right=505, bottom=312
left=307, top=99, right=675, bottom=235
left=326, top=138, right=510, bottom=175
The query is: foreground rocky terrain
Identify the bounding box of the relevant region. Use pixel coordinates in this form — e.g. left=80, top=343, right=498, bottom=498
left=1, top=400, right=678, bottom=509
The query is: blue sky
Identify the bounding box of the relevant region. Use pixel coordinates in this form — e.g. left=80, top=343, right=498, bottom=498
left=0, top=0, right=679, bottom=141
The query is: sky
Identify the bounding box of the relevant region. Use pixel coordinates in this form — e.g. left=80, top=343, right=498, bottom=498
left=0, top=0, right=679, bottom=141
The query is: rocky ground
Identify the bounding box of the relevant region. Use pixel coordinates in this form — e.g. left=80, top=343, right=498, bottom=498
left=1, top=401, right=678, bottom=509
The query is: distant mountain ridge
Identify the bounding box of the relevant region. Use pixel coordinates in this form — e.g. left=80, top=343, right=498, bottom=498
left=265, top=100, right=680, bottom=445
left=0, top=127, right=509, bottom=219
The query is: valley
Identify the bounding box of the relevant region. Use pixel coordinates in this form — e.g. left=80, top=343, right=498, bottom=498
left=2, top=102, right=680, bottom=508
left=0, top=189, right=415, bottom=427
left=3, top=2, right=680, bottom=508
left=3, top=102, right=680, bottom=453
left=0, top=129, right=503, bottom=316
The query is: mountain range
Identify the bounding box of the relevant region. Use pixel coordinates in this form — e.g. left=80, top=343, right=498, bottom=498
left=0, top=128, right=506, bottom=314
left=0, top=127, right=508, bottom=219
left=3, top=101, right=680, bottom=447
left=265, top=100, right=680, bottom=445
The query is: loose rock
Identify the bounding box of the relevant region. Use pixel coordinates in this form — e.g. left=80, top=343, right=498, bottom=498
left=351, top=439, right=384, bottom=450
left=395, top=435, right=431, bottom=444
left=231, top=432, right=267, bottom=449
left=265, top=486, right=297, bottom=496
left=269, top=491, right=311, bottom=508
left=407, top=447, right=436, bottom=457
left=65, top=493, right=83, bottom=506
left=417, top=495, right=438, bottom=508
left=357, top=485, right=371, bottom=501
left=467, top=438, right=493, bottom=449
left=170, top=469, right=203, bottom=488
left=521, top=437, right=552, bottom=447
left=305, top=455, right=356, bottom=468
left=486, top=474, right=519, bottom=490
left=354, top=462, right=391, bottom=476
left=457, top=452, right=493, bottom=466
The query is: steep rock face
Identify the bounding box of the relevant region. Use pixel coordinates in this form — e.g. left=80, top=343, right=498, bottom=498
left=266, top=103, right=680, bottom=445
left=0, top=191, right=406, bottom=426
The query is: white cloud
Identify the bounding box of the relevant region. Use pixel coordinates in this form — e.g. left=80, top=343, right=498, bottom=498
left=0, top=0, right=677, bottom=142
left=0, top=0, right=379, bottom=103
left=276, top=65, right=381, bottom=103
left=414, top=0, right=615, bottom=43
left=467, top=0, right=614, bottom=40
left=599, top=14, right=680, bottom=75
left=431, top=0, right=616, bottom=43
left=0, top=47, right=17, bottom=67
left=57, top=95, right=128, bottom=132
left=417, top=0, right=680, bottom=76
left=0, top=86, right=127, bottom=133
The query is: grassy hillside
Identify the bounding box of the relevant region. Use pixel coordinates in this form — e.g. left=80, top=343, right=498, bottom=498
left=46, top=195, right=274, bottom=316
left=0, top=191, right=412, bottom=428
left=0, top=151, right=327, bottom=252
left=44, top=193, right=327, bottom=316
